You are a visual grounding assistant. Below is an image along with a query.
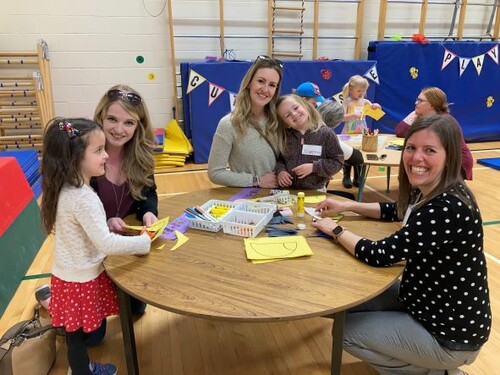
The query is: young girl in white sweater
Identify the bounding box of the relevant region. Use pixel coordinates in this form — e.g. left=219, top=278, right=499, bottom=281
left=40, top=118, right=151, bottom=375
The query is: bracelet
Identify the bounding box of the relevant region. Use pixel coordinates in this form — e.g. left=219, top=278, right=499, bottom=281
left=253, top=175, right=260, bottom=187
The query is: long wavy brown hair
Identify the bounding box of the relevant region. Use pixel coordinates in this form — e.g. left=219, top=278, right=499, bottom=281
left=41, top=118, right=102, bottom=233
left=94, top=84, right=156, bottom=200
left=230, top=57, right=284, bottom=153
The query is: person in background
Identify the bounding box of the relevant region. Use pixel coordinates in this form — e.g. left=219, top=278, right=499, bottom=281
left=395, top=86, right=473, bottom=180
left=275, top=94, right=344, bottom=191
left=340, top=75, right=381, bottom=188
left=295, top=81, right=325, bottom=107
left=40, top=118, right=151, bottom=375
left=317, top=100, right=364, bottom=188
left=313, top=115, right=491, bottom=375
left=295, top=81, right=364, bottom=190
left=208, top=55, right=283, bottom=188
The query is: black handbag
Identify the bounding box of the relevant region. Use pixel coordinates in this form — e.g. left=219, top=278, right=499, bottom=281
left=0, top=307, right=56, bottom=375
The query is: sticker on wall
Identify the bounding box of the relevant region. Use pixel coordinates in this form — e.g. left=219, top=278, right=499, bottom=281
left=320, top=69, right=332, bottom=80
left=486, top=96, right=495, bottom=108
left=409, top=67, right=419, bottom=79
left=136, top=55, right=145, bottom=64
left=148, top=72, right=156, bottom=81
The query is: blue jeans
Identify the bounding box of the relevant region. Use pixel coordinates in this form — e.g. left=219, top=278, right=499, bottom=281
left=343, top=281, right=479, bottom=375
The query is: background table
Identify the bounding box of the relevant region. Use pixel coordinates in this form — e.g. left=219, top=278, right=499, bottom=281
left=104, top=188, right=402, bottom=375
left=340, top=134, right=402, bottom=201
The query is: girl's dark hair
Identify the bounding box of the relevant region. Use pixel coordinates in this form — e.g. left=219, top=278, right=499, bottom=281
left=397, top=114, right=477, bottom=219
left=40, top=117, right=102, bottom=233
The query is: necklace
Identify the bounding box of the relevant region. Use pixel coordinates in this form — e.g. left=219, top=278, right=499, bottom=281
left=110, top=180, right=126, bottom=217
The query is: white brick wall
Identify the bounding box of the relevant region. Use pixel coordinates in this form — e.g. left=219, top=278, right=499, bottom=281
left=0, top=0, right=495, bottom=129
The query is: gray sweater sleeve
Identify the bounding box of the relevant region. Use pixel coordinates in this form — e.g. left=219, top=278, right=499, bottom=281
left=207, top=114, right=277, bottom=187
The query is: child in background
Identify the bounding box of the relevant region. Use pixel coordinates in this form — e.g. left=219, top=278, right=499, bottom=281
left=275, top=94, right=344, bottom=191
left=341, top=75, right=381, bottom=188
left=40, top=118, right=151, bottom=375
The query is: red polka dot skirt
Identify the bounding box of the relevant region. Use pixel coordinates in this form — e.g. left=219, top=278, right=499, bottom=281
left=49, top=271, right=119, bottom=333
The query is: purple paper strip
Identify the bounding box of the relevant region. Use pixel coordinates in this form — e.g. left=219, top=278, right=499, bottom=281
left=160, top=214, right=189, bottom=240
left=160, top=187, right=261, bottom=240
left=228, top=187, right=261, bottom=201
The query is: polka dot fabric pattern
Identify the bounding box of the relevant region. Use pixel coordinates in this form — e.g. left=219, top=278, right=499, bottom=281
left=49, top=272, right=119, bottom=333
left=355, top=187, right=491, bottom=350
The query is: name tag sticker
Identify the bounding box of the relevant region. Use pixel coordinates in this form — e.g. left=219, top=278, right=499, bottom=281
left=302, top=144, right=322, bottom=156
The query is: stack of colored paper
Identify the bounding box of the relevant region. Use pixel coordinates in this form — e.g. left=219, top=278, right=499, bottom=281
left=154, top=119, right=193, bottom=169
left=244, top=236, right=313, bottom=264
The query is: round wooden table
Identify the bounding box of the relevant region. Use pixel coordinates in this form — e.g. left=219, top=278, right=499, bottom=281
left=104, top=187, right=403, bottom=375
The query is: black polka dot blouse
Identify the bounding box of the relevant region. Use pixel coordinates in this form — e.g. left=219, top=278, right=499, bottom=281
left=355, top=188, right=491, bottom=351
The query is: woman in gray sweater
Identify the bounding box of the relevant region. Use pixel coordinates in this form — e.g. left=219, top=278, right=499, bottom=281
left=208, top=56, right=284, bottom=188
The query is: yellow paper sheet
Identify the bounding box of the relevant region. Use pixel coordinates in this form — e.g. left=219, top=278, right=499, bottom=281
left=170, top=230, right=189, bottom=251
left=390, top=138, right=404, bottom=146
left=244, top=236, right=313, bottom=260
left=123, top=216, right=170, bottom=241
left=304, top=195, right=326, bottom=204
left=362, top=104, right=385, bottom=121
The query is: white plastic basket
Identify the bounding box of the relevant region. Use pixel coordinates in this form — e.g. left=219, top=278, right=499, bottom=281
left=186, top=199, right=239, bottom=232
left=235, top=201, right=276, bottom=216
left=259, top=193, right=297, bottom=205
left=220, top=209, right=273, bottom=238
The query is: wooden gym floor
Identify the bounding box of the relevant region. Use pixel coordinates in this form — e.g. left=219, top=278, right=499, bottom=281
left=1, top=142, right=499, bottom=374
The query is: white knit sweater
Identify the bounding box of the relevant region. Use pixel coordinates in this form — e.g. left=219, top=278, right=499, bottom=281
left=51, top=184, right=150, bottom=282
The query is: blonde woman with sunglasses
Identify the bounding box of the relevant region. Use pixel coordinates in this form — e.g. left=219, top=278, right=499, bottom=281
left=90, top=85, right=158, bottom=341
left=208, top=55, right=284, bottom=188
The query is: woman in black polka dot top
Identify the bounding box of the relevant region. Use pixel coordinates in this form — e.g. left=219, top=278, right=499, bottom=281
left=313, top=115, right=491, bottom=375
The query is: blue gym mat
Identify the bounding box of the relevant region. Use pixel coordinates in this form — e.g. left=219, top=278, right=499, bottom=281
left=477, top=158, right=500, bottom=171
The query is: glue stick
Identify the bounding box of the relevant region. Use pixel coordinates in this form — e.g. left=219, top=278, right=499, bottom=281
left=297, top=192, right=305, bottom=217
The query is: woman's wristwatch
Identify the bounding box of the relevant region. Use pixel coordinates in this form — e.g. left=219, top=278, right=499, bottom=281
left=332, top=225, right=345, bottom=240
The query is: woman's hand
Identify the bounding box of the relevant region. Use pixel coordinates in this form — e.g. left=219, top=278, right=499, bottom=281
left=315, top=198, right=345, bottom=216
left=107, top=217, right=128, bottom=232
left=259, top=172, right=278, bottom=188
left=143, top=212, right=158, bottom=227
left=278, top=171, right=293, bottom=187
left=292, top=163, right=313, bottom=179
left=312, top=217, right=338, bottom=235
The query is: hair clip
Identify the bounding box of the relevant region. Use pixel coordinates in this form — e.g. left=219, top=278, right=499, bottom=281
left=59, top=121, right=80, bottom=138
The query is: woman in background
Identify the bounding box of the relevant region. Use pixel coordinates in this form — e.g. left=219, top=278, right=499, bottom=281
left=395, top=86, right=473, bottom=180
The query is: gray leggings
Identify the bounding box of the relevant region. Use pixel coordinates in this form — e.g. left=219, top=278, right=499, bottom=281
left=343, top=281, right=480, bottom=375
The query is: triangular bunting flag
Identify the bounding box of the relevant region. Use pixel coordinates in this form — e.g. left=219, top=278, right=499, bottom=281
left=472, top=54, right=485, bottom=75
left=487, top=44, right=499, bottom=64
left=186, top=69, right=207, bottom=94
left=332, top=91, right=344, bottom=104
left=208, top=83, right=225, bottom=106
left=229, top=92, right=237, bottom=112
left=364, top=64, right=380, bottom=85
left=441, top=48, right=457, bottom=70
left=459, top=58, right=471, bottom=77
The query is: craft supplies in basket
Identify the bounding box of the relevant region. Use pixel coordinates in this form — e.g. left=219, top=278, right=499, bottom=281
left=186, top=199, right=276, bottom=237
left=185, top=200, right=239, bottom=232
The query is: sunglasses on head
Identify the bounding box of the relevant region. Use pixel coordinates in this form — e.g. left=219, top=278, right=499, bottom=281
left=255, top=55, right=284, bottom=69
left=107, top=89, right=142, bottom=106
